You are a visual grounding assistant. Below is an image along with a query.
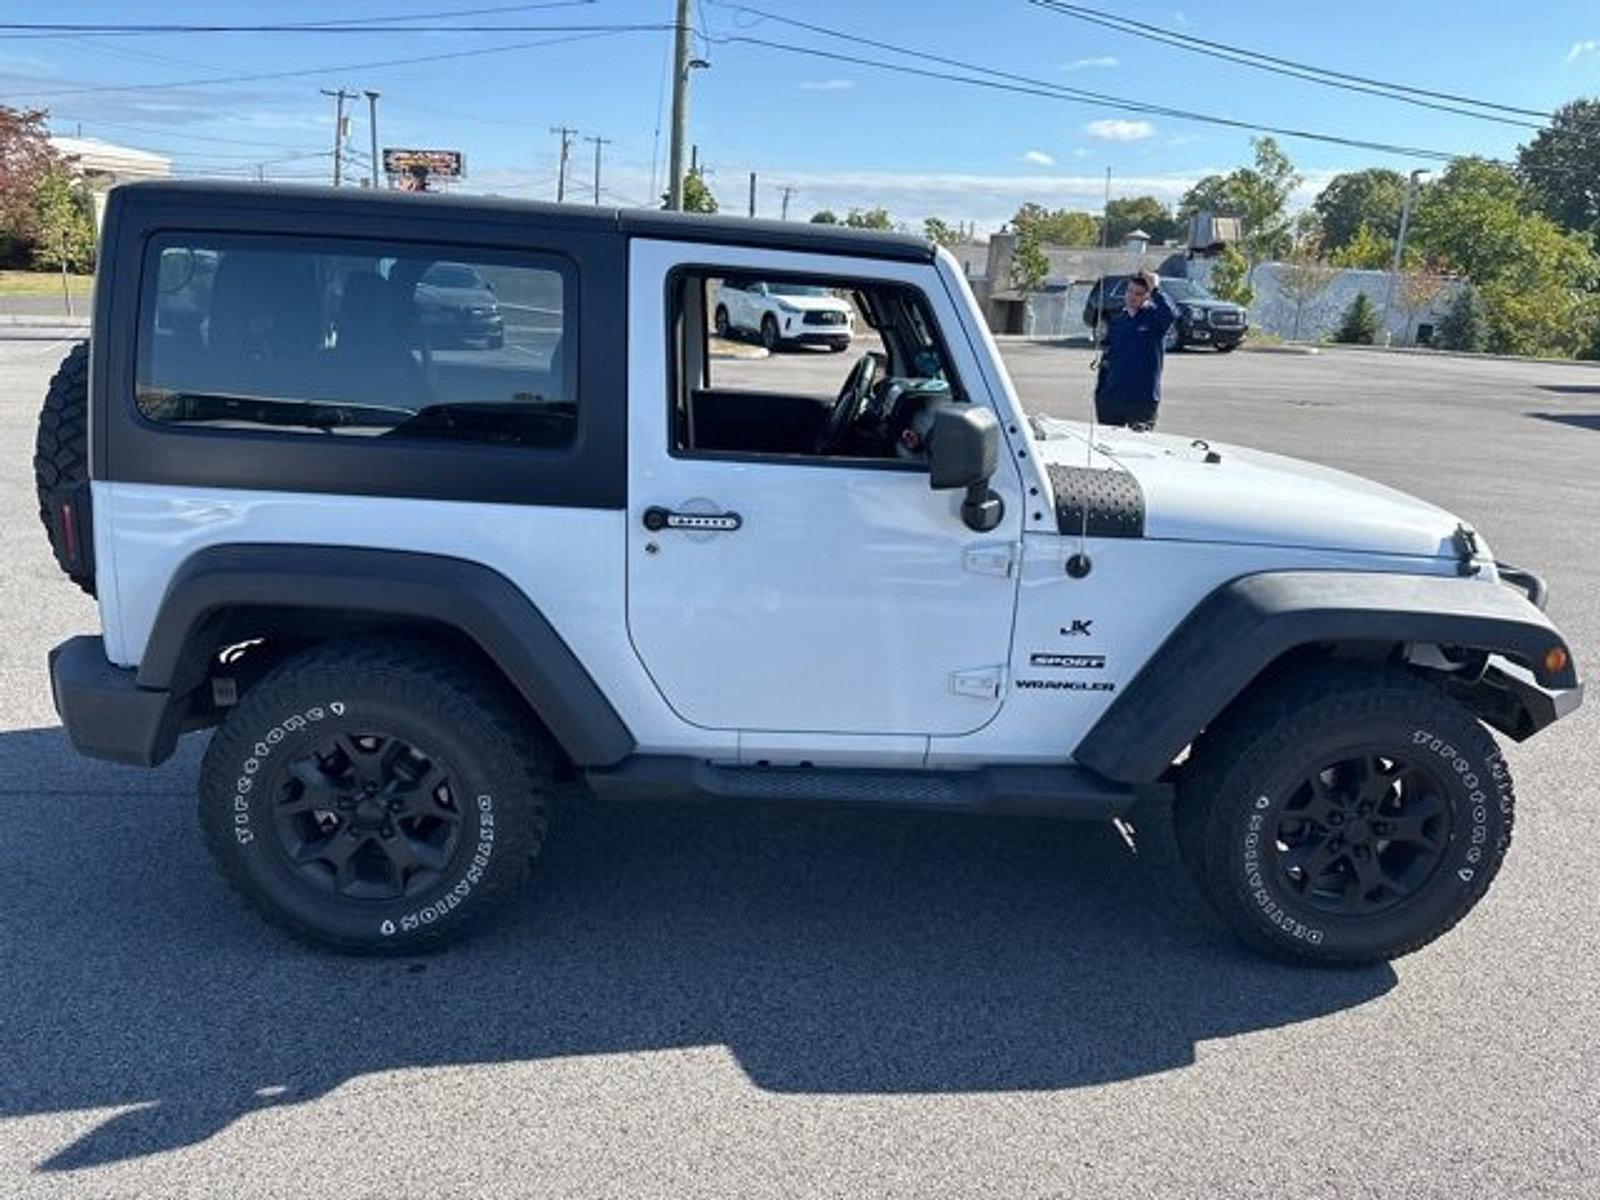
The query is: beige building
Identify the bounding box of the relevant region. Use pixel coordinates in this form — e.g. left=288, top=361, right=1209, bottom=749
left=49, top=135, right=172, bottom=227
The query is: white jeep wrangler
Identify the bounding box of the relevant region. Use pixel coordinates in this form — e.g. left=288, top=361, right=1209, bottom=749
left=38, top=181, right=1581, bottom=963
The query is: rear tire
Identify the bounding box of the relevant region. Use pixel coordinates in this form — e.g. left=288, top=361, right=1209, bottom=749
left=34, top=341, right=94, bottom=596
left=1176, top=665, right=1513, bottom=966
left=199, top=640, right=553, bottom=953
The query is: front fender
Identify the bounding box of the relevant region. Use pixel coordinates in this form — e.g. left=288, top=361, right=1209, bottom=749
left=1073, top=570, right=1580, bottom=785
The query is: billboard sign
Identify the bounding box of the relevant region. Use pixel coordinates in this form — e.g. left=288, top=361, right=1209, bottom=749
left=382, top=148, right=465, bottom=189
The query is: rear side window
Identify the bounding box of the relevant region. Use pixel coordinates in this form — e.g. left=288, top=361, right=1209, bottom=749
left=135, top=233, right=575, bottom=448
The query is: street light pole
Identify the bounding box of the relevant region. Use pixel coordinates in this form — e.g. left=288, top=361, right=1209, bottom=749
left=1381, top=168, right=1428, bottom=344
left=365, top=90, right=381, bottom=188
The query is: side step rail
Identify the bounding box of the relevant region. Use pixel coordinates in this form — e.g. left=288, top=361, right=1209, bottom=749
left=583, top=756, right=1158, bottom=819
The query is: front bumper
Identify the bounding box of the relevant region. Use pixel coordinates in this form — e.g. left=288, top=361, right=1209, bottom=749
left=49, top=636, right=182, bottom=767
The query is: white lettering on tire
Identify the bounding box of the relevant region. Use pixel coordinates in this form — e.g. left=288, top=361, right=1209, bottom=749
left=230, top=701, right=338, bottom=846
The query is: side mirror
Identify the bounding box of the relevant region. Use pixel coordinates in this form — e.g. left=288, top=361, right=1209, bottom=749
left=928, top=404, right=1004, bottom=533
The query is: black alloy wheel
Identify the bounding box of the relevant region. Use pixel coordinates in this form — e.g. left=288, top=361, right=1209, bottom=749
left=1272, top=751, right=1452, bottom=916
left=272, top=732, right=464, bottom=901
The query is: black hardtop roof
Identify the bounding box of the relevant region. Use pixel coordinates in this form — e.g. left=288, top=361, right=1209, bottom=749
left=111, top=179, right=937, bottom=264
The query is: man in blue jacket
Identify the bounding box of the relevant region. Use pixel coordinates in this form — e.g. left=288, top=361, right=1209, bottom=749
left=1094, top=270, right=1177, bottom=429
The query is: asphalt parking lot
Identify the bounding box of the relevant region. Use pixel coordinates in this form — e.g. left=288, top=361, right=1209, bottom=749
left=1, top=330, right=1595, bottom=1198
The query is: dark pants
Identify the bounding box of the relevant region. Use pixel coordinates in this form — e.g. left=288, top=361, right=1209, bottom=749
left=1094, top=394, right=1158, bottom=430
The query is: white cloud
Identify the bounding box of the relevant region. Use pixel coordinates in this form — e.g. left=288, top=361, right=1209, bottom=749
left=1086, top=118, right=1156, bottom=141
left=799, top=78, right=855, bottom=91
left=1022, top=149, right=1056, bottom=166
left=1065, top=55, right=1119, bottom=71
left=1567, top=39, right=1599, bottom=62
left=1173, top=10, right=1189, bottom=25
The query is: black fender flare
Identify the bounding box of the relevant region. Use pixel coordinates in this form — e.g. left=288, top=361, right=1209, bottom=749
left=1074, top=570, right=1578, bottom=785
left=139, top=543, right=635, bottom=767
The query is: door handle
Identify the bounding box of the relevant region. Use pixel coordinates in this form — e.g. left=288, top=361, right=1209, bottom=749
left=642, top=506, right=742, bottom=532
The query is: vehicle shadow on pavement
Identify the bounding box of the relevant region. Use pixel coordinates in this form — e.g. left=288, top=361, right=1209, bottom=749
left=0, top=727, right=1395, bottom=1173
left=1528, top=411, right=1600, bottom=432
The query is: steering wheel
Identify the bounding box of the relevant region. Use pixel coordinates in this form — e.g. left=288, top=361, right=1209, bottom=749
left=815, top=351, right=884, bottom=454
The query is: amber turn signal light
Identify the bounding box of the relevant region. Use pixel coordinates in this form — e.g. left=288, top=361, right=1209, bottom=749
left=1545, top=646, right=1570, bottom=676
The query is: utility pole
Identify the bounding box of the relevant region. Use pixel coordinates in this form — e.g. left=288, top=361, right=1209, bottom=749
left=1100, top=166, right=1111, bottom=250
left=777, top=185, right=795, bottom=220
left=365, top=90, right=381, bottom=188
left=1381, top=167, right=1428, bottom=345
left=320, top=88, right=355, bottom=186
left=550, top=125, right=577, bottom=202
left=584, top=135, right=612, bottom=205
left=748, top=171, right=756, bottom=218
left=667, top=0, right=692, bottom=210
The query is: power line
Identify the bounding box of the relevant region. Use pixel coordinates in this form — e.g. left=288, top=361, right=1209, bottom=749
left=4, top=27, right=666, bottom=99
left=711, top=30, right=1465, bottom=164
left=702, top=5, right=1567, bottom=171
left=1026, top=1, right=1552, bottom=123
left=0, top=20, right=657, bottom=37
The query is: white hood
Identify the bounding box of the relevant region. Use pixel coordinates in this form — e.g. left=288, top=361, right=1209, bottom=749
left=1034, top=420, right=1467, bottom=561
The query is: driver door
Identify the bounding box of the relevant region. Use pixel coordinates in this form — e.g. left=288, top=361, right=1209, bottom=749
left=624, top=242, right=1023, bottom=739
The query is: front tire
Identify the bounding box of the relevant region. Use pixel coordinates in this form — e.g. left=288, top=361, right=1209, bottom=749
left=1176, top=665, right=1513, bottom=966
left=714, top=305, right=731, bottom=338
left=760, top=314, right=781, bottom=351
left=199, top=640, right=552, bottom=953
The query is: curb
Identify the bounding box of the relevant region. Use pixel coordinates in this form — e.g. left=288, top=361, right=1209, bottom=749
left=0, top=314, right=90, bottom=329
left=1241, top=343, right=1319, bottom=356
left=1306, top=342, right=1600, bottom=369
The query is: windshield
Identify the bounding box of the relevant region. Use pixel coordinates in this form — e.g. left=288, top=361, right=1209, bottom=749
left=1158, top=278, right=1214, bottom=302
left=767, top=282, right=831, bottom=297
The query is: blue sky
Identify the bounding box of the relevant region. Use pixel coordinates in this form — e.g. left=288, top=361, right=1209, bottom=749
left=4, top=0, right=1599, bottom=231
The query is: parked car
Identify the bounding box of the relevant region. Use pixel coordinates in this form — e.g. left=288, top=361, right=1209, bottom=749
left=715, top=277, right=853, bottom=351
left=37, top=181, right=1581, bottom=965
left=415, top=261, right=505, bottom=348
left=1083, top=273, right=1248, bottom=351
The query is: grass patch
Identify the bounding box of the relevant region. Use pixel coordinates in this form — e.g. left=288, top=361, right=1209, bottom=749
left=0, top=269, right=94, bottom=297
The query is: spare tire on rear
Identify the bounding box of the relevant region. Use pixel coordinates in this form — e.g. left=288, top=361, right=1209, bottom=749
left=35, top=341, right=95, bottom=597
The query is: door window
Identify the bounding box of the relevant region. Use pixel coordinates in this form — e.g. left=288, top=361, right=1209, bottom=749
left=676, top=271, right=964, bottom=464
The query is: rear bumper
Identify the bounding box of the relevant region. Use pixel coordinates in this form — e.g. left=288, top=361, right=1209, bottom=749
left=49, top=636, right=181, bottom=767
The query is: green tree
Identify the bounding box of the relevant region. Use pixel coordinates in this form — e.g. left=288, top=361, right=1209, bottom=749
left=663, top=169, right=718, bottom=213
left=1312, top=168, right=1406, bottom=252
left=1276, top=253, right=1336, bottom=341
left=1011, top=202, right=1099, bottom=246
left=1334, top=292, right=1381, bottom=344
left=922, top=216, right=963, bottom=246
left=843, top=206, right=892, bottom=230
left=1009, top=231, right=1049, bottom=294
left=1328, top=224, right=1398, bottom=270
left=1410, top=157, right=1599, bottom=356
left=1103, top=195, right=1179, bottom=243
left=809, top=209, right=839, bottom=224
left=1517, top=98, right=1600, bottom=235
left=1207, top=243, right=1253, bottom=306
left=1177, top=174, right=1233, bottom=221
left=30, top=165, right=95, bottom=273
left=1177, top=137, right=1301, bottom=265
left=0, top=104, right=59, bottom=264
left=1435, top=285, right=1488, bottom=352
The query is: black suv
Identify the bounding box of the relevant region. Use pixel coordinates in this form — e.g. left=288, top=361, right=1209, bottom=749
left=1082, top=274, right=1247, bottom=352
